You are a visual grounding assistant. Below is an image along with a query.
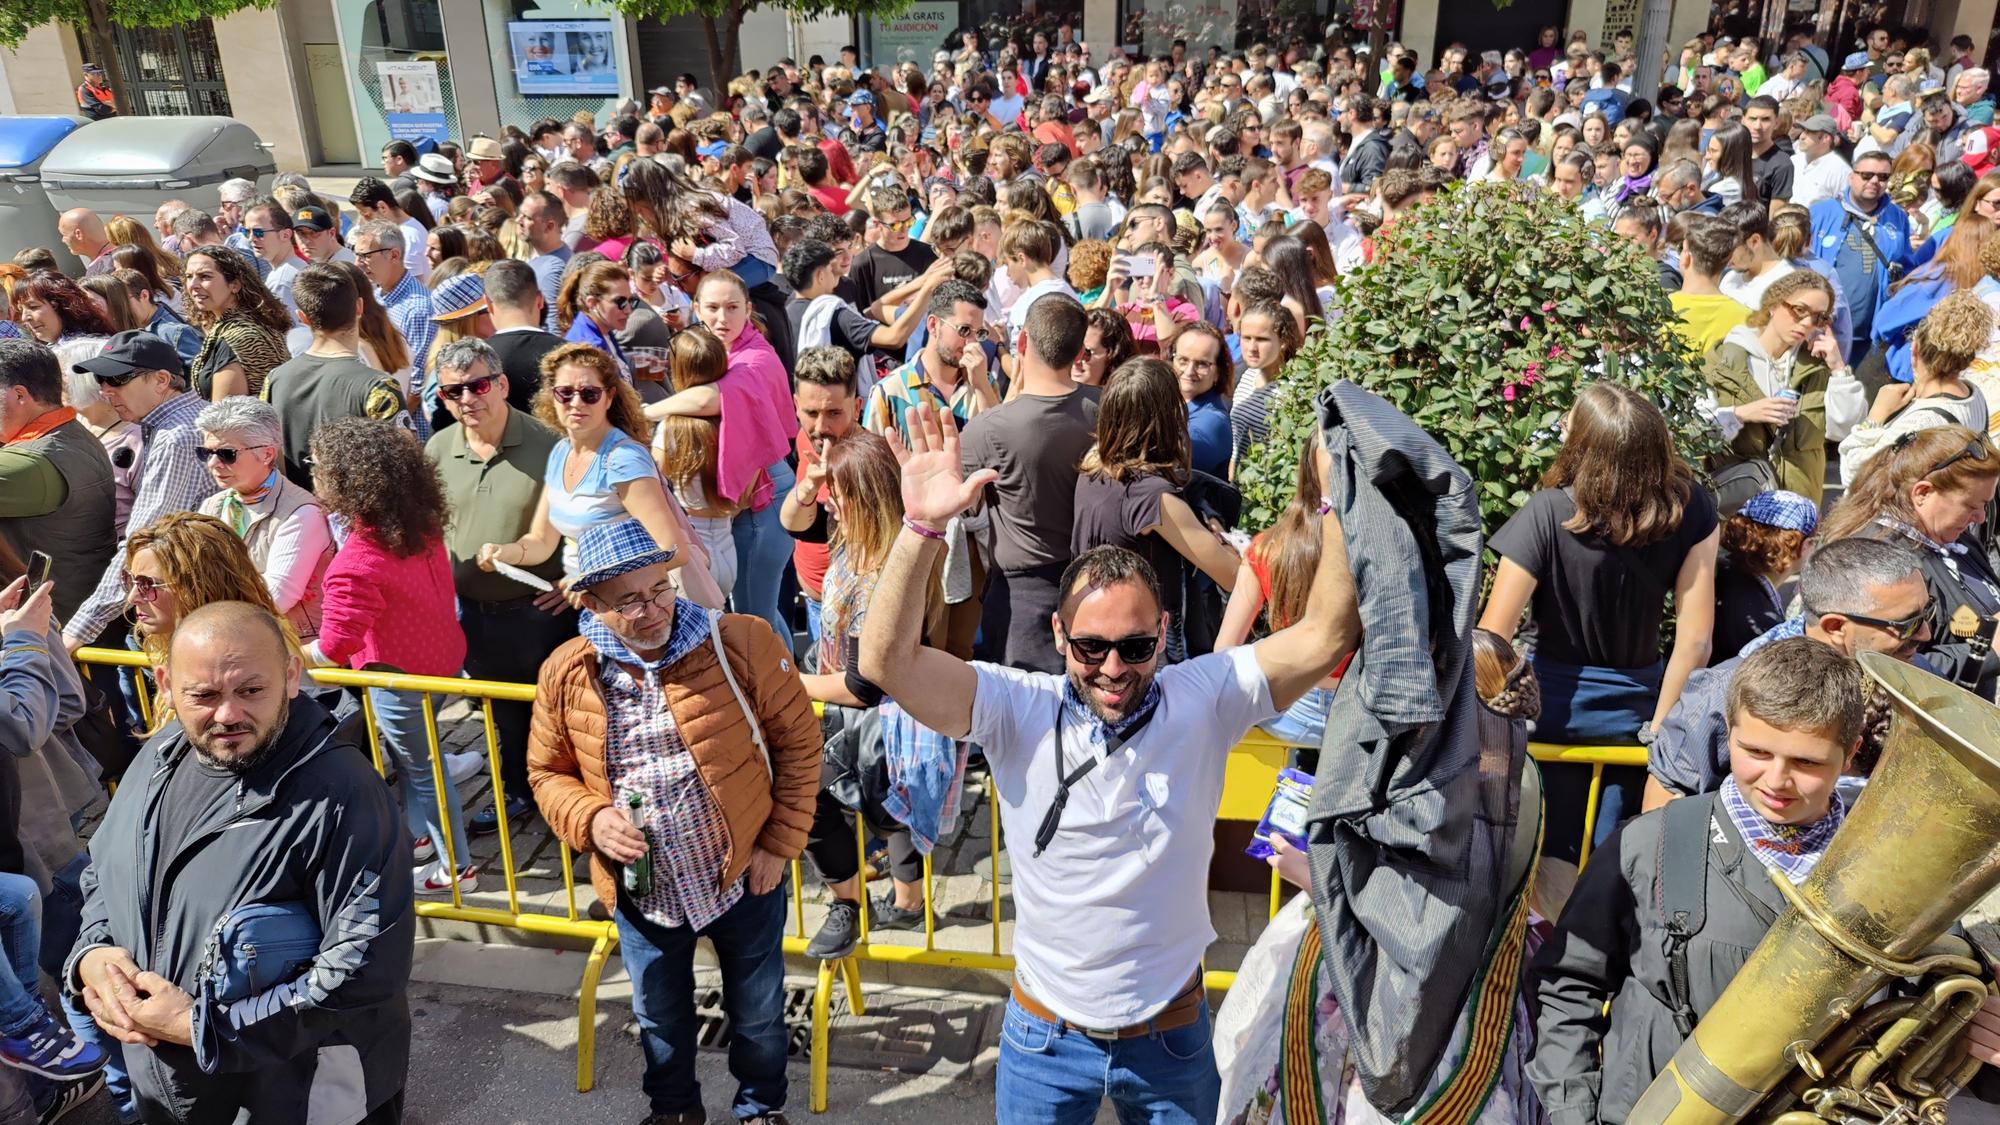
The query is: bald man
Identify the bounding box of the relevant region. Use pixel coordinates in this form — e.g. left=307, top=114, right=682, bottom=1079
left=56, top=209, right=113, bottom=276
left=67, top=601, right=415, bottom=1124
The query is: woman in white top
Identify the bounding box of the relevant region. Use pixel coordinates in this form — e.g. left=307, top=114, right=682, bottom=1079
left=1702, top=123, right=1759, bottom=209
left=1842, top=292, right=1996, bottom=480
left=192, top=396, right=335, bottom=639
left=475, top=342, right=724, bottom=608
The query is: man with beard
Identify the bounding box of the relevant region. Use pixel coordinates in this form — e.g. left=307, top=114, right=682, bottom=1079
left=858, top=404, right=1362, bottom=1122
left=66, top=600, right=414, bottom=1124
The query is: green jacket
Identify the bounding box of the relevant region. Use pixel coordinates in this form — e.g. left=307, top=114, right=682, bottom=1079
left=1702, top=329, right=1832, bottom=498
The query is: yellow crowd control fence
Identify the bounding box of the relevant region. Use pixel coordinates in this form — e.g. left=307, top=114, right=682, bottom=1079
left=73, top=647, right=1643, bottom=1113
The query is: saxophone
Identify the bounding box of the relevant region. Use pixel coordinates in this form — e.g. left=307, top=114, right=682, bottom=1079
left=1629, top=652, right=2000, bottom=1125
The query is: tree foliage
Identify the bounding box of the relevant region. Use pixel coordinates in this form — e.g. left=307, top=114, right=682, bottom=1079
left=1235, top=180, right=1720, bottom=537
left=0, top=0, right=279, bottom=113
left=593, top=0, right=916, bottom=91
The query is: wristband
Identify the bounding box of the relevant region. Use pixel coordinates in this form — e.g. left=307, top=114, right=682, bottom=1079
left=902, top=516, right=947, bottom=540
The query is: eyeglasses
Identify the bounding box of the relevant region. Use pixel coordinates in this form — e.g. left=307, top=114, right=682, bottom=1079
left=876, top=217, right=912, bottom=231
left=439, top=374, right=500, bottom=401
left=939, top=319, right=977, bottom=338
left=355, top=246, right=398, bottom=261
left=1929, top=438, right=1992, bottom=477
left=127, top=575, right=172, bottom=605
left=1058, top=627, right=1161, bottom=666
left=1173, top=354, right=1217, bottom=372
left=523, top=164, right=544, bottom=173
left=599, top=583, right=676, bottom=620
left=246, top=227, right=276, bottom=239
left=1824, top=599, right=1933, bottom=643
left=195, top=444, right=269, bottom=465
left=551, top=384, right=605, bottom=406
left=1854, top=170, right=1891, bottom=183
left=1780, top=300, right=1832, bottom=327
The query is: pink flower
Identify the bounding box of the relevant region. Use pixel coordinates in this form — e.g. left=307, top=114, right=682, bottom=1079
left=1502, top=383, right=1518, bottom=401
left=1519, top=316, right=1532, bottom=330
left=1523, top=363, right=1542, bottom=383
left=1541, top=301, right=1556, bottom=312
left=1548, top=344, right=1564, bottom=359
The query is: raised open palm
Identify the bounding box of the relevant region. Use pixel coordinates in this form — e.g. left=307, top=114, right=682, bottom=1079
left=887, top=403, right=997, bottom=526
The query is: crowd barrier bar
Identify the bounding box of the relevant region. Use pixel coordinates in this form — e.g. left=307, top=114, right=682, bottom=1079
left=73, top=647, right=1643, bottom=1112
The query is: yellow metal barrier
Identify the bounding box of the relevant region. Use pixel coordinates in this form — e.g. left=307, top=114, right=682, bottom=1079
left=75, top=647, right=1647, bottom=1113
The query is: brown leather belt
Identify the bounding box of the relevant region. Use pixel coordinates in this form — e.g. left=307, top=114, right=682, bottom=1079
left=1010, top=970, right=1205, bottom=1040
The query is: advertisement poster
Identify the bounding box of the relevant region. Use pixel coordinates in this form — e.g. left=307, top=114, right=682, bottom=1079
left=378, top=61, right=449, bottom=144
left=508, top=20, right=619, bottom=96
left=870, top=3, right=958, bottom=66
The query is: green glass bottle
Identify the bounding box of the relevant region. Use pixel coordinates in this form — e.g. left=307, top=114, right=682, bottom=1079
left=621, top=791, right=654, bottom=894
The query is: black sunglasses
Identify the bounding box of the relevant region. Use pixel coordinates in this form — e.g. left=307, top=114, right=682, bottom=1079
left=1829, top=600, right=1933, bottom=643
left=1058, top=627, right=1160, bottom=666
left=605, top=295, right=640, bottom=310
left=195, top=444, right=270, bottom=465
left=91, top=369, right=144, bottom=387
left=439, top=374, right=500, bottom=401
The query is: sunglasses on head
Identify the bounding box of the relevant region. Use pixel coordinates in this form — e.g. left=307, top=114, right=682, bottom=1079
left=439, top=374, right=499, bottom=401
left=1058, top=627, right=1160, bottom=666
left=1928, top=437, right=1992, bottom=477
left=551, top=384, right=605, bottom=406
left=195, top=444, right=269, bottom=465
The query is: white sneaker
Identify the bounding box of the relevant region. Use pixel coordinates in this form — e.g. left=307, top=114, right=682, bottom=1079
left=416, top=863, right=477, bottom=895
left=411, top=836, right=434, bottom=863
left=444, top=751, right=484, bottom=786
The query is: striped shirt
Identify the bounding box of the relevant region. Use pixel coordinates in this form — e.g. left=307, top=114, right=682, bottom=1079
left=65, top=392, right=219, bottom=645
left=380, top=271, right=435, bottom=440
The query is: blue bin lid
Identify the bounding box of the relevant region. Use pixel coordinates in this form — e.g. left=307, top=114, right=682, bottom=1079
left=0, top=116, right=84, bottom=170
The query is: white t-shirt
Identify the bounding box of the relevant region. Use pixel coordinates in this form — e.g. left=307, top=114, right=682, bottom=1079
left=968, top=645, right=1277, bottom=1028
left=1006, top=277, right=1080, bottom=339
left=1791, top=151, right=1852, bottom=209
left=1720, top=261, right=1797, bottom=311
left=399, top=217, right=432, bottom=283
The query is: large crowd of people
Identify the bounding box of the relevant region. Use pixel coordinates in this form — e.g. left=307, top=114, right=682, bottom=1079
left=6, top=14, right=2000, bottom=1125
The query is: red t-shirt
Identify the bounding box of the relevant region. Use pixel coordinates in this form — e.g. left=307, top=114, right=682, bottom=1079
left=792, top=429, right=834, bottom=598
left=807, top=183, right=850, bottom=216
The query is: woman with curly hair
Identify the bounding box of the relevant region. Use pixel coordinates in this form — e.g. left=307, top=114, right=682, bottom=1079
left=1840, top=291, right=1993, bottom=479
left=121, top=510, right=297, bottom=680
left=1711, top=490, right=1817, bottom=664
left=576, top=186, right=639, bottom=261
left=477, top=343, right=722, bottom=608
left=181, top=246, right=291, bottom=399
left=9, top=270, right=116, bottom=345
left=305, top=417, right=477, bottom=895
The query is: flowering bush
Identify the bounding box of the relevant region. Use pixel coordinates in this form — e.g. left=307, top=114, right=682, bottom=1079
left=1235, top=181, right=1718, bottom=536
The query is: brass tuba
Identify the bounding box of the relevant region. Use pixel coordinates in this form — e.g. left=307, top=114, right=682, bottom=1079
left=1629, top=652, right=2000, bottom=1125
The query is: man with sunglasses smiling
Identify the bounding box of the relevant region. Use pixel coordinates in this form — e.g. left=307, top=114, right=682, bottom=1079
left=866, top=278, right=994, bottom=440
left=859, top=403, right=1361, bottom=1123
left=1807, top=149, right=1915, bottom=365
left=1647, top=536, right=1935, bottom=807
left=62, top=331, right=218, bottom=655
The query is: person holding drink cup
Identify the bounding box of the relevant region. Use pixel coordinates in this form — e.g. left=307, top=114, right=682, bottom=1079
left=1703, top=270, right=1866, bottom=498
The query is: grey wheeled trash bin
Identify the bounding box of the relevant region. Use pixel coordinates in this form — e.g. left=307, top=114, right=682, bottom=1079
left=39, top=116, right=273, bottom=217
left=0, top=116, right=85, bottom=262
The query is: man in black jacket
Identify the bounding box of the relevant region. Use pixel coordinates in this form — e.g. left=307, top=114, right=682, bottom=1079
left=1339, top=94, right=1390, bottom=196
left=66, top=600, right=413, bottom=1124
left=484, top=260, right=563, bottom=412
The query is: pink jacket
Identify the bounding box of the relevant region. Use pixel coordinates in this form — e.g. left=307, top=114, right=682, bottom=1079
left=717, top=326, right=798, bottom=511
left=316, top=527, right=467, bottom=678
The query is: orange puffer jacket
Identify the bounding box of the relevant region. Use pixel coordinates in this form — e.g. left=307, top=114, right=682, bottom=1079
left=527, top=612, right=822, bottom=911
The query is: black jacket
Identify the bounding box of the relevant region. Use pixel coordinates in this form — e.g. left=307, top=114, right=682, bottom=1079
left=65, top=694, right=414, bottom=1125
left=487, top=328, right=563, bottom=414
left=1341, top=130, right=1391, bottom=193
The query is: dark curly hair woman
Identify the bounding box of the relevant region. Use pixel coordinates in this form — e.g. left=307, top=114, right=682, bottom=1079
left=182, top=246, right=292, bottom=400
left=305, top=417, right=477, bottom=894
left=9, top=269, right=116, bottom=344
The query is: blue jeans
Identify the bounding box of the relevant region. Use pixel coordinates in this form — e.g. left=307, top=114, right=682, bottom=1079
left=0, top=873, right=44, bottom=1037
left=615, top=879, right=790, bottom=1118
left=730, top=459, right=797, bottom=643
left=1259, top=686, right=1334, bottom=749
left=369, top=687, right=470, bottom=870
left=995, top=996, right=1219, bottom=1124
left=803, top=596, right=822, bottom=651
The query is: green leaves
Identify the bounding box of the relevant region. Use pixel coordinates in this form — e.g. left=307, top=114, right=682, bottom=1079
left=0, top=0, right=276, bottom=48
left=1236, top=181, right=1721, bottom=539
